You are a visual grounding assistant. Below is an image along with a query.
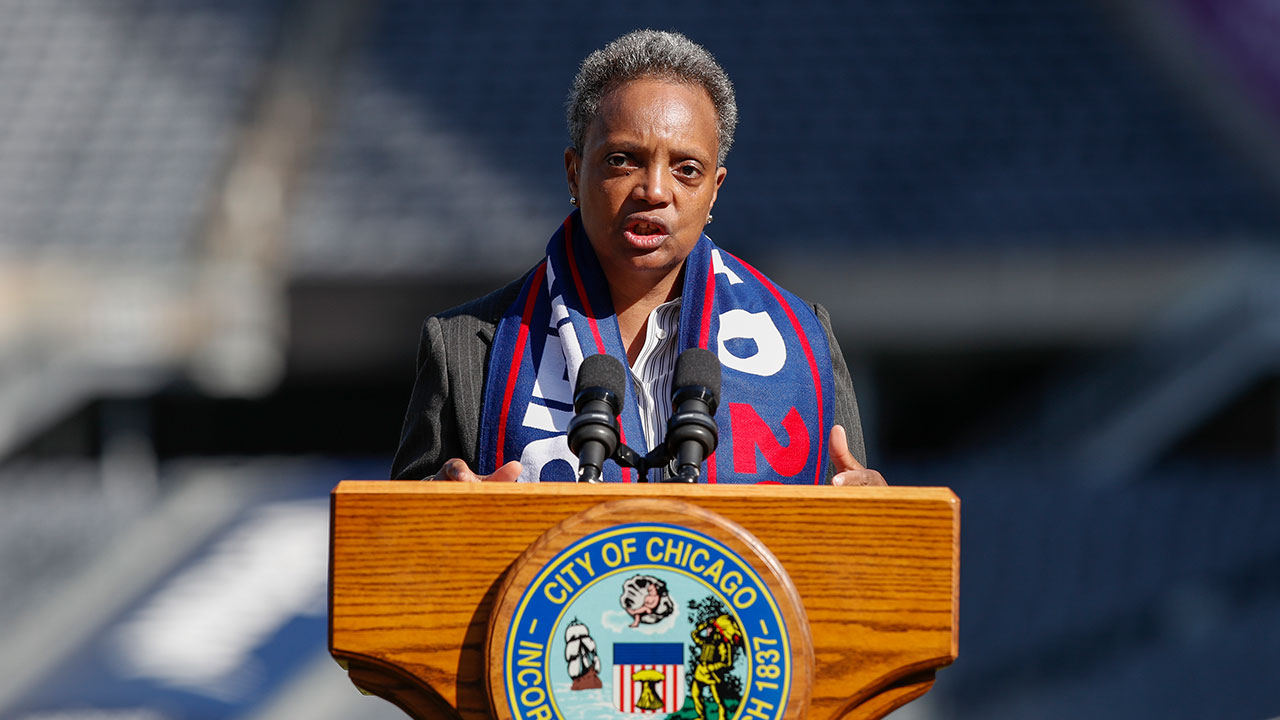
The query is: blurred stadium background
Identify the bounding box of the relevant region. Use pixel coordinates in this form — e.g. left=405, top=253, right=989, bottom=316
left=1, top=1, right=1277, bottom=718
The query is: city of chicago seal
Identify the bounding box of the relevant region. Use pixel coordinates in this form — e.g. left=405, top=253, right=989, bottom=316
left=502, top=523, right=792, bottom=720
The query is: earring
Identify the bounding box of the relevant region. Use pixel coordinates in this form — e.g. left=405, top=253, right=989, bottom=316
left=570, top=196, right=578, bottom=206
left=707, top=213, right=714, bottom=225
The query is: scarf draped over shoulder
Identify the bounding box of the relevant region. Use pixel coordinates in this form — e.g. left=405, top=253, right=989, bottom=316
left=478, top=211, right=835, bottom=484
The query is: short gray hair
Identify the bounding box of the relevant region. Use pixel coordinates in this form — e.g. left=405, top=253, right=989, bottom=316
left=566, top=30, right=738, bottom=167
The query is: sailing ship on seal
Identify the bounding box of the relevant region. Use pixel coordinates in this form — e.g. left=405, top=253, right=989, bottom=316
left=564, top=619, right=603, bottom=690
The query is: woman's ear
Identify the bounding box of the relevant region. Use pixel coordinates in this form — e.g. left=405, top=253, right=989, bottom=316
left=709, top=164, right=727, bottom=211
left=564, top=147, right=581, bottom=199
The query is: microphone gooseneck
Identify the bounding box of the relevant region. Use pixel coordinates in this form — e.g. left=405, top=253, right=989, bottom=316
left=567, top=354, right=627, bottom=483
left=665, top=347, right=722, bottom=483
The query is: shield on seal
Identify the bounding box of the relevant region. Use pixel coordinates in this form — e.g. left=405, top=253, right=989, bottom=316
left=612, top=643, right=685, bottom=714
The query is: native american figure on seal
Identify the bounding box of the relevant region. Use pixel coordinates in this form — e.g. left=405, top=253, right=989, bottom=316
left=619, top=574, right=675, bottom=627
left=689, top=614, right=745, bottom=720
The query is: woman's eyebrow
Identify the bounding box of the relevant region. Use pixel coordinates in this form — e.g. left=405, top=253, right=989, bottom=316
left=599, top=139, right=647, bottom=154
left=603, top=139, right=711, bottom=164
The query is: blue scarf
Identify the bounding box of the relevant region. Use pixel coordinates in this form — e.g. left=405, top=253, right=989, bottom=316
left=478, top=212, right=835, bottom=484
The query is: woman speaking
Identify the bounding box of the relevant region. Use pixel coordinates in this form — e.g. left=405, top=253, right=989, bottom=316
left=392, top=30, right=884, bottom=487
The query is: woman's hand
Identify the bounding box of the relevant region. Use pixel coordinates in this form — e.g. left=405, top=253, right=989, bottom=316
left=430, top=458, right=523, bottom=482
left=829, top=425, right=887, bottom=487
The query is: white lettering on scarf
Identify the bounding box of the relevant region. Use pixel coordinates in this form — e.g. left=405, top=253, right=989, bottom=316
left=547, top=263, right=586, bottom=394
left=517, top=434, right=573, bottom=483
left=711, top=248, right=744, bottom=285
left=524, top=326, right=573, bottom=432
left=717, top=309, right=787, bottom=377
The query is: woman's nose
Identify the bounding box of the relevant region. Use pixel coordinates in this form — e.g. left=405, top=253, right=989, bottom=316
left=632, top=166, right=671, bottom=204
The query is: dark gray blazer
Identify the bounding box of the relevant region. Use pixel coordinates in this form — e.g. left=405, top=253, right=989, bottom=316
left=391, top=273, right=867, bottom=481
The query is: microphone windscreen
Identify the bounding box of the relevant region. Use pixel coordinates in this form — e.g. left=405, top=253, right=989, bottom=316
left=577, top=353, right=627, bottom=399
left=674, top=347, right=722, bottom=396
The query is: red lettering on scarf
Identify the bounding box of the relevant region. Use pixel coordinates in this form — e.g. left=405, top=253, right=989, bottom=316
left=731, top=254, right=826, bottom=485
left=729, top=403, right=809, bottom=478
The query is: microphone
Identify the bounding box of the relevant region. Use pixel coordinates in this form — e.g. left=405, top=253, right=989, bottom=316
left=665, top=348, right=721, bottom=482
left=567, top=354, right=626, bottom=483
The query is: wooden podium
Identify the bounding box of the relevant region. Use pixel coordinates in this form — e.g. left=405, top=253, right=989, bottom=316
left=329, top=482, right=958, bottom=720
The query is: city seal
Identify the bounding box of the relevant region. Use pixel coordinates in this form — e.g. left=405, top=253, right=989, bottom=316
left=502, top=523, right=793, bottom=720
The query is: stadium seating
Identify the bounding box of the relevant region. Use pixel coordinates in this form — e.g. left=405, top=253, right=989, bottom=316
left=289, top=0, right=1280, bottom=277
left=0, top=0, right=287, bottom=263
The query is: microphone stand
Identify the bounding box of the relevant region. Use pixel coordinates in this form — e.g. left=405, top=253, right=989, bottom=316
left=603, top=444, right=697, bottom=483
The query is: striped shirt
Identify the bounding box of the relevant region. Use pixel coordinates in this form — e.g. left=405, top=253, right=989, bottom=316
left=630, top=298, right=682, bottom=482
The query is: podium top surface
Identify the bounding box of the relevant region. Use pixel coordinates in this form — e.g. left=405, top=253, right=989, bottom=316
left=332, top=480, right=957, bottom=504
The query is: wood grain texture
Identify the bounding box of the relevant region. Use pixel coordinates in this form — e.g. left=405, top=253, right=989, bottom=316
left=329, top=483, right=958, bottom=720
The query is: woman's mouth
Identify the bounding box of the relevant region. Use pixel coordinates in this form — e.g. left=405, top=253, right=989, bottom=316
left=623, top=218, right=670, bottom=249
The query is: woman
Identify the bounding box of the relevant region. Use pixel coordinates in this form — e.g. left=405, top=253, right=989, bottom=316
left=392, top=30, right=884, bottom=487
